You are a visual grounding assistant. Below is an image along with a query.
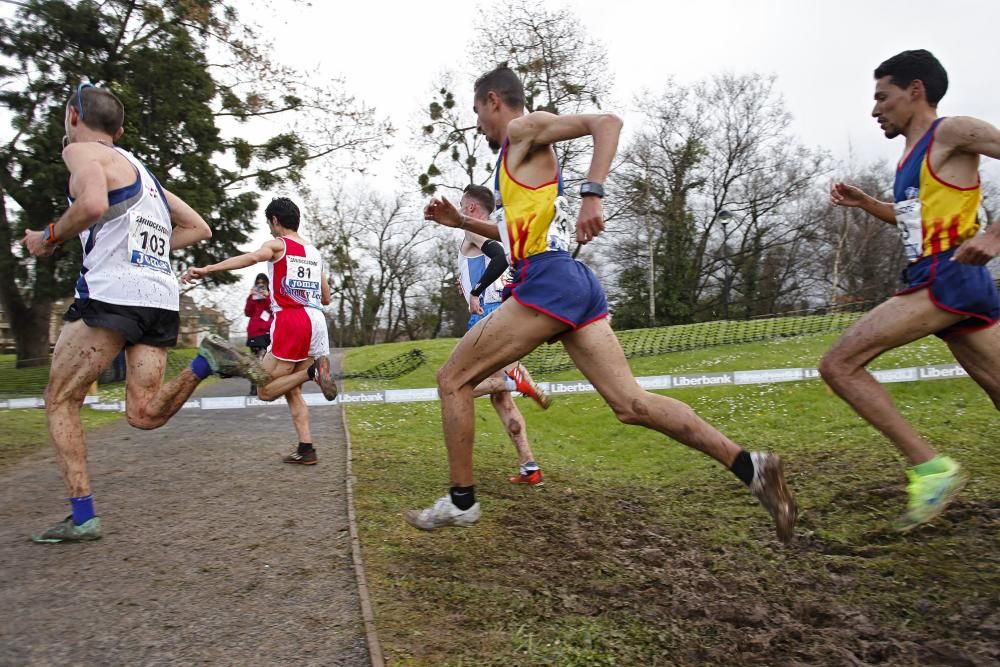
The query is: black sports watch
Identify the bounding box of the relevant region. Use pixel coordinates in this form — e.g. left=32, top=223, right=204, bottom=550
left=579, top=181, right=605, bottom=198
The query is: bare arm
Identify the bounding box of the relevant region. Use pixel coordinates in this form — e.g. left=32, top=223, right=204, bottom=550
left=508, top=111, right=623, bottom=184
left=181, top=240, right=283, bottom=283
left=508, top=111, right=623, bottom=244
left=937, top=116, right=1000, bottom=160
left=22, top=144, right=109, bottom=256
left=165, top=189, right=212, bottom=250
left=830, top=182, right=896, bottom=225
left=424, top=197, right=500, bottom=240
left=320, top=271, right=332, bottom=306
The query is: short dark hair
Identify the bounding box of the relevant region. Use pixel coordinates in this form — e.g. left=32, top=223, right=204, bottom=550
left=473, top=64, right=525, bottom=110
left=67, top=84, right=124, bottom=135
left=264, top=197, right=300, bottom=231
left=462, top=184, right=494, bottom=215
left=874, top=49, right=948, bottom=106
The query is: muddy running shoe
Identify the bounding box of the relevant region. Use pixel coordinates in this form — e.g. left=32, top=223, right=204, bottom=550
left=894, top=457, right=967, bottom=532
left=508, top=469, right=544, bottom=486
left=198, top=334, right=269, bottom=385
left=749, top=452, right=797, bottom=543
left=314, top=356, right=338, bottom=401
left=283, top=449, right=318, bottom=465
left=404, top=496, right=481, bottom=531
left=31, top=516, right=102, bottom=543
left=505, top=364, right=550, bottom=409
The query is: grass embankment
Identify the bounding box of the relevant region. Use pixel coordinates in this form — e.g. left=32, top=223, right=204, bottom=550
left=344, top=333, right=999, bottom=666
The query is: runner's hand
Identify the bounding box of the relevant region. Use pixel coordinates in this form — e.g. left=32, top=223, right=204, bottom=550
left=424, top=197, right=461, bottom=228
left=576, top=195, right=605, bottom=245
left=953, top=234, right=1000, bottom=265
left=469, top=294, right=484, bottom=315
left=830, top=182, right=868, bottom=208
left=21, top=230, right=56, bottom=257
left=181, top=266, right=210, bottom=283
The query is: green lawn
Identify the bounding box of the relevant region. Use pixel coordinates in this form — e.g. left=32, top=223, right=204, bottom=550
left=344, top=331, right=999, bottom=666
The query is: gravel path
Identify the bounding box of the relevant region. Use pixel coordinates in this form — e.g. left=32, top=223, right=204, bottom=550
left=0, top=357, right=370, bottom=666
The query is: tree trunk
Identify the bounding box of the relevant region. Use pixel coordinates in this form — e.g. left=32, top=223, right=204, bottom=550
left=13, top=301, right=52, bottom=368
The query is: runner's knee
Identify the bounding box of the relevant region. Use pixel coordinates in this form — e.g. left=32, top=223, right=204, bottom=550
left=44, top=381, right=89, bottom=411
left=126, top=407, right=166, bottom=430
left=818, top=352, right=850, bottom=384
left=609, top=392, right=651, bottom=426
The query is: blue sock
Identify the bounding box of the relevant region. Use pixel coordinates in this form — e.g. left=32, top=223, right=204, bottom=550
left=70, top=494, right=96, bottom=525
left=190, top=354, right=212, bottom=380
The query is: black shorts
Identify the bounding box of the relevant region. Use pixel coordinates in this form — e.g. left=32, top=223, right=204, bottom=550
left=246, top=333, right=271, bottom=350
left=63, top=298, right=179, bottom=348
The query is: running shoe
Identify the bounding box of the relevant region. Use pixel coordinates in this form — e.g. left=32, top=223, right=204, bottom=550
left=894, top=457, right=967, bottom=532
left=31, top=516, right=102, bottom=543
left=314, top=356, right=338, bottom=401
left=505, top=364, right=551, bottom=409
left=749, top=452, right=797, bottom=543
left=404, top=496, right=481, bottom=530
left=283, top=449, right=318, bottom=465
left=509, top=469, right=544, bottom=486
left=198, top=334, right=270, bottom=385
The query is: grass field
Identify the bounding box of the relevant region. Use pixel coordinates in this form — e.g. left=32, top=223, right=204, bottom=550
left=343, top=332, right=999, bottom=666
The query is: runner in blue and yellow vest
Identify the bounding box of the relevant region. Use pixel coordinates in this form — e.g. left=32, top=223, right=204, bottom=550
left=413, top=65, right=797, bottom=543
left=825, top=49, right=1000, bottom=532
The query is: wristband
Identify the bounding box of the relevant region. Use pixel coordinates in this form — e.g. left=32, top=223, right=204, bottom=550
left=580, top=181, right=605, bottom=198
left=43, top=223, right=62, bottom=246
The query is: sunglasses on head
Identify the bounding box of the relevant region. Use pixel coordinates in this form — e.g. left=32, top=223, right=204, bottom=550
left=75, top=81, right=96, bottom=120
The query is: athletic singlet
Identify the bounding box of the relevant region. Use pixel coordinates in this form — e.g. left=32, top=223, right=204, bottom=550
left=893, top=117, right=981, bottom=262
left=457, top=247, right=504, bottom=305
left=492, top=139, right=571, bottom=263
left=73, top=145, right=178, bottom=310
left=269, top=237, right=323, bottom=312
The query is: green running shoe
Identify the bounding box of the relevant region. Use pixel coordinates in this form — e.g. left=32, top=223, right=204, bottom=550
left=198, top=334, right=270, bottom=385
left=894, top=456, right=968, bottom=532
left=31, top=515, right=102, bottom=543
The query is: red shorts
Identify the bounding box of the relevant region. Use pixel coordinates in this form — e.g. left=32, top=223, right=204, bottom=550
left=269, top=307, right=329, bottom=362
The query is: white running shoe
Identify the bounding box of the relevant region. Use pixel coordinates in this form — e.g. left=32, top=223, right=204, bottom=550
left=404, top=495, right=481, bottom=531
left=749, top=452, right=798, bottom=543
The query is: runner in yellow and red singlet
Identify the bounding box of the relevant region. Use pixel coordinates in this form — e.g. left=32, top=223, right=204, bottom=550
left=411, top=65, right=797, bottom=542
left=825, top=49, right=1000, bottom=532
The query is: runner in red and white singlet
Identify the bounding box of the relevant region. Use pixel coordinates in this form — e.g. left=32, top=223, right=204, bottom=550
left=183, top=197, right=338, bottom=466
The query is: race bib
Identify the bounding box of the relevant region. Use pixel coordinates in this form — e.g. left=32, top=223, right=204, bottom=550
left=548, top=196, right=573, bottom=252
left=127, top=209, right=172, bottom=273
left=491, top=207, right=513, bottom=265
left=893, top=198, right=923, bottom=261
left=260, top=310, right=271, bottom=322
left=283, top=254, right=321, bottom=305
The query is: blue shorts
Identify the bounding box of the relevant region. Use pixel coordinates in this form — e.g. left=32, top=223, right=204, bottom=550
left=467, top=301, right=501, bottom=331
left=502, top=250, right=608, bottom=336
left=897, top=246, right=1000, bottom=338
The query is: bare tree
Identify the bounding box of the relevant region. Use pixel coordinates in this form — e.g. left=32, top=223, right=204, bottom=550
left=310, top=189, right=433, bottom=346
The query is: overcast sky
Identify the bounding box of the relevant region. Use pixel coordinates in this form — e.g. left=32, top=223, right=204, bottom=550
left=254, top=0, right=1000, bottom=171
left=209, top=0, right=1000, bottom=321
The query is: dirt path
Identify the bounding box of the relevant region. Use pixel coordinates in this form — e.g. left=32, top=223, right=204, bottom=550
left=0, top=356, right=370, bottom=666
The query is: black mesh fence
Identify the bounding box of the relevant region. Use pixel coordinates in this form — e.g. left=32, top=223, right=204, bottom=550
left=521, top=306, right=867, bottom=376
